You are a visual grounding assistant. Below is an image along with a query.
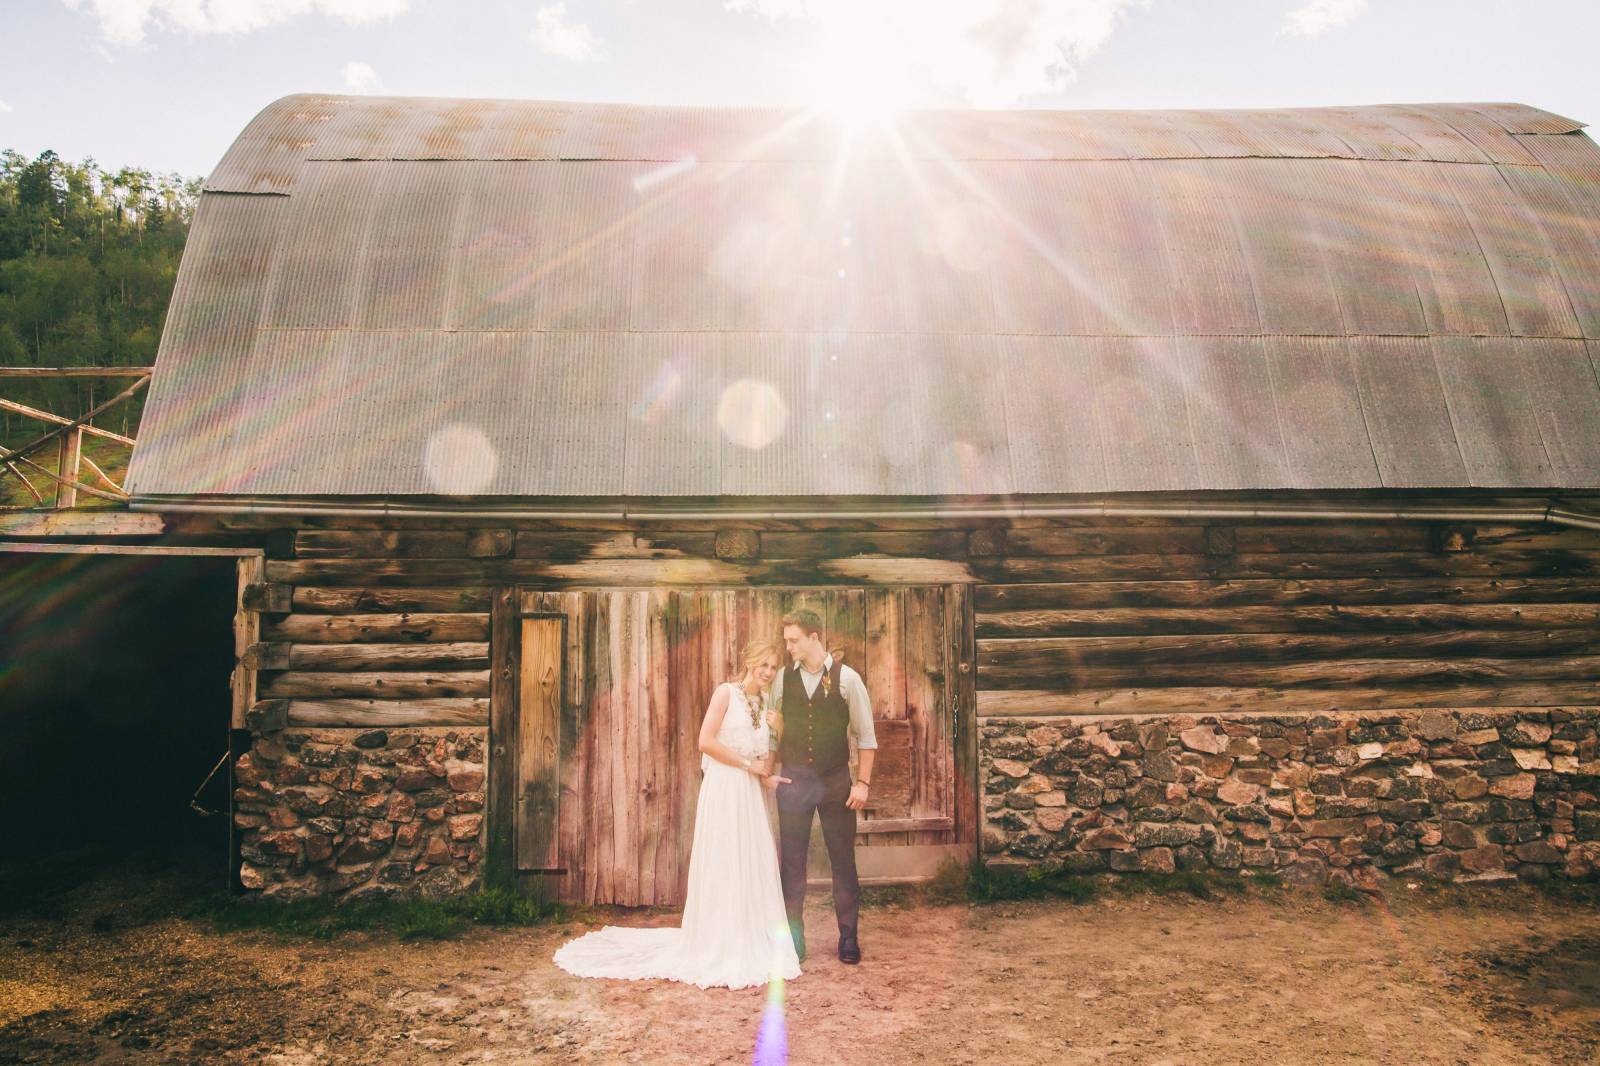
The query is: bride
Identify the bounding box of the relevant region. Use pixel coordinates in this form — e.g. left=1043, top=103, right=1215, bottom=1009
left=552, top=639, right=803, bottom=990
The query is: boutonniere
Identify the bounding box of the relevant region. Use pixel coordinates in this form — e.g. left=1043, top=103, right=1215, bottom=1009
left=821, top=673, right=832, bottom=698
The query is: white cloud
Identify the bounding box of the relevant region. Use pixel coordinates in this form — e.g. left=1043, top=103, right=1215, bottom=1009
left=0, top=99, right=12, bottom=113
left=342, top=59, right=380, bottom=93
left=1281, top=0, right=1368, bottom=37
left=62, top=0, right=408, bottom=47
left=726, top=0, right=1148, bottom=108
left=533, top=3, right=601, bottom=61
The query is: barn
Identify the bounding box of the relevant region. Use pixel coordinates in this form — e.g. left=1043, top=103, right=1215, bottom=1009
left=104, top=93, right=1600, bottom=900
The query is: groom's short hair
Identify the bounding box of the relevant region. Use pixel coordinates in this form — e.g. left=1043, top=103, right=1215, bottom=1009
left=781, top=608, right=824, bottom=640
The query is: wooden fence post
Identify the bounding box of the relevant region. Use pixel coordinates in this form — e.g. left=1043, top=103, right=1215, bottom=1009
left=54, top=427, right=82, bottom=508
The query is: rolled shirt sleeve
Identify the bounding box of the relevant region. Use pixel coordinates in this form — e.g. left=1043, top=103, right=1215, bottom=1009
left=842, top=666, right=877, bottom=749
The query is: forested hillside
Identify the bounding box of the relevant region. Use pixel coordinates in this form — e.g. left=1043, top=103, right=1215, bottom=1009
left=0, top=149, right=198, bottom=441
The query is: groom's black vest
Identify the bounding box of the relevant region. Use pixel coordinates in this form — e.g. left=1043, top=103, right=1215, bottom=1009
left=778, top=659, right=851, bottom=773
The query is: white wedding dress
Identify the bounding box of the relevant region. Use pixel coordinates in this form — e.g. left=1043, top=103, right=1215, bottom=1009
left=552, top=682, right=802, bottom=990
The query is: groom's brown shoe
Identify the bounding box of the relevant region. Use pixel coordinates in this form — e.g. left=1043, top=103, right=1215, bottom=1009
left=838, top=932, right=861, bottom=965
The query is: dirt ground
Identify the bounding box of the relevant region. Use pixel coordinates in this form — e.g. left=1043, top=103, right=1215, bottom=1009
left=3, top=861, right=1599, bottom=1066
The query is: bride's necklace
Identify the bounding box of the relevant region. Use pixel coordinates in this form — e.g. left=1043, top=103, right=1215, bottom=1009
left=740, top=682, right=764, bottom=728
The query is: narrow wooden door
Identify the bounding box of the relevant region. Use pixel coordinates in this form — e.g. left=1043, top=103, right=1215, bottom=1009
left=516, top=616, right=563, bottom=874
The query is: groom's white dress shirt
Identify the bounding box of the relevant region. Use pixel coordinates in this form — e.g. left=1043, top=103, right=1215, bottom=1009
left=767, top=653, right=878, bottom=753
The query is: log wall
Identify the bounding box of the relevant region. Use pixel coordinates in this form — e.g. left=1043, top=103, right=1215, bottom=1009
left=210, top=501, right=1600, bottom=896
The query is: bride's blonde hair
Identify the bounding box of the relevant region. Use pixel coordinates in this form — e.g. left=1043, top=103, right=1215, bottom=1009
left=737, top=639, right=783, bottom=737
left=737, top=638, right=782, bottom=680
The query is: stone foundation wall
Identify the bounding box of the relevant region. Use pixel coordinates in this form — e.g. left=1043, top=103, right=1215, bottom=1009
left=980, top=709, right=1600, bottom=886
left=232, top=728, right=487, bottom=900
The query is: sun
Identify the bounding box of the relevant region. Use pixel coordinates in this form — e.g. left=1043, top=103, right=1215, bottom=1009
left=793, top=7, right=917, bottom=128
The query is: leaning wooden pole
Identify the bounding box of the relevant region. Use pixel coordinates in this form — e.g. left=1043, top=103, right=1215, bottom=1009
left=0, top=375, right=147, bottom=468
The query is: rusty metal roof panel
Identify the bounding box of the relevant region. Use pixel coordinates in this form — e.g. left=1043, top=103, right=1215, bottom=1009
left=1211, top=157, right=1344, bottom=336
left=1378, top=161, right=1514, bottom=336
left=1498, top=139, right=1600, bottom=339
left=1351, top=336, right=1470, bottom=487
left=134, top=97, right=1600, bottom=498
left=1177, top=336, right=1292, bottom=490
left=1147, top=159, right=1261, bottom=335
left=1264, top=336, right=1382, bottom=488
left=256, top=161, right=381, bottom=329
left=353, top=162, right=472, bottom=331
left=205, top=94, right=339, bottom=194
left=997, top=335, right=1107, bottom=494
left=1431, top=336, right=1556, bottom=485
left=1409, top=103, right=1541, bottom=166
left=447, top=160, right=635, bottom=331
left=1435, top=160, right=1583, bottom=338
left=1090, top=337, right=1201, bottom=492
left=1467, top=103, right=1585, bottom=136
left=125, top=193, right=284, bottom=494
left=982, top=163, right=1098, bottom=335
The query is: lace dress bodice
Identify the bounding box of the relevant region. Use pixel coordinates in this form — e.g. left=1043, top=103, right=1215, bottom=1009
left=705, top=683, right=771, bottom=769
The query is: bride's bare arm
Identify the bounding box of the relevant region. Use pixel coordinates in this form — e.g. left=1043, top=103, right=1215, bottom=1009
left=697, top=685, right=763, bottom=773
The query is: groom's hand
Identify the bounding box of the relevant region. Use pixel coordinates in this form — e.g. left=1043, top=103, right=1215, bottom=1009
left=761, top=774, right=791, bottom=791
left=845, top=782, right=869, bottom=810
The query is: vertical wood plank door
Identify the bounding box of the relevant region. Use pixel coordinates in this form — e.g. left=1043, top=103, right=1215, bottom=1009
left=513, top=585, right=973, bottom=905
left=516, top=616, right=563, bottom=874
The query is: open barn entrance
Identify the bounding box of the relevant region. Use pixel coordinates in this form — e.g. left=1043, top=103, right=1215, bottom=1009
left=498, top=585, right=977, bottom=906
left=0, top=549, right=239, bottom=915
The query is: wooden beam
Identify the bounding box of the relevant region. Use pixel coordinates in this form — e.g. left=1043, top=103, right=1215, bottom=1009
left=78, top=454, right=124, bottom=494
left=292, top=586, right=493, bottom=613
left=969, top=551, right=1600, bottom=585
left=486, top=586, right=519, bottom=888
left=975, top=681, right=1600, bottom=717
left=241, top=582, right=293, bottom=613
left=61, top=427, right=91, bottom=507
left=261, top=641, right=489, bottom=671
left=232, top=556, right=265, bottom=729
left=263, top=612, right=491, bottom=643
left=276, top=698, right=490, bottom=728
left=0, top=374, right=147, bottom=466
left=976, top=576, right=1600, bottom=611
left=0, top=396, right=136, bottom=445
left=245, top=698, right=288, bottom=732
left=977, top=629, right=1600, bottom=670
left=15, top=452, right=125, bottom=503
left=265, top=556, right=974, bottom=587
left=977, top=653, right=1600, bottom=692
left=0, top=510, right=165, bottom=538
left=855, top=816, right=954, bottom=835
left=260, top=670, right=491, bottom=699
left=976, top=602, right=1600, bottom=638
left=0, top=542, right=258, bottom=556
left=3, top=459, right=44, bottom=503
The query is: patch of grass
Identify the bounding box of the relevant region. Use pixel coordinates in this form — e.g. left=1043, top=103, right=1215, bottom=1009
left=185, top=886, right=569, bottom=942
left=860, top=885, right=911, bottom=909
left=1113, top=869, right=1249, bottom=900
left=958, top=859, right=1098, bottom=904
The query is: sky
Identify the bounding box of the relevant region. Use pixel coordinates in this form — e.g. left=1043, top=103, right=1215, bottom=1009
left=4, top=0, right=1600, bottom=178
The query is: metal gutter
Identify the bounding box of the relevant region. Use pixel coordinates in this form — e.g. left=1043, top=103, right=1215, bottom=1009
left=127, top=495, right=1600, bottom=531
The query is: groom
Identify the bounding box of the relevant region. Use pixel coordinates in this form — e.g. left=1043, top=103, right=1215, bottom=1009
left=769, top=608, right=876, bottom=965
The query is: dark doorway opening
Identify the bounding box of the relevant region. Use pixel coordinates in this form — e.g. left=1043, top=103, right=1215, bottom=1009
left=0, top=550, right=236, bottom=920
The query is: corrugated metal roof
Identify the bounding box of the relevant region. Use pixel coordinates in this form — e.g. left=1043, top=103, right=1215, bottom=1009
left=128, top=95, right=1600, bottom=499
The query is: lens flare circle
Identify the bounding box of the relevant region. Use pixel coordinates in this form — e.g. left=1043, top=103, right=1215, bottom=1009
left=423, top=423, right=498, bottom=494
left=717, top=379, right=788, bottom=451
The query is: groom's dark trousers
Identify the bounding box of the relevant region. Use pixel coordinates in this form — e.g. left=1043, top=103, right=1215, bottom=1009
left=776, top=763, right=860, bottom=947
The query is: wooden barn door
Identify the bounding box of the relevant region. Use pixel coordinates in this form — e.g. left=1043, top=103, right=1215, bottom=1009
left=507, top=585, right=972, bottom=906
